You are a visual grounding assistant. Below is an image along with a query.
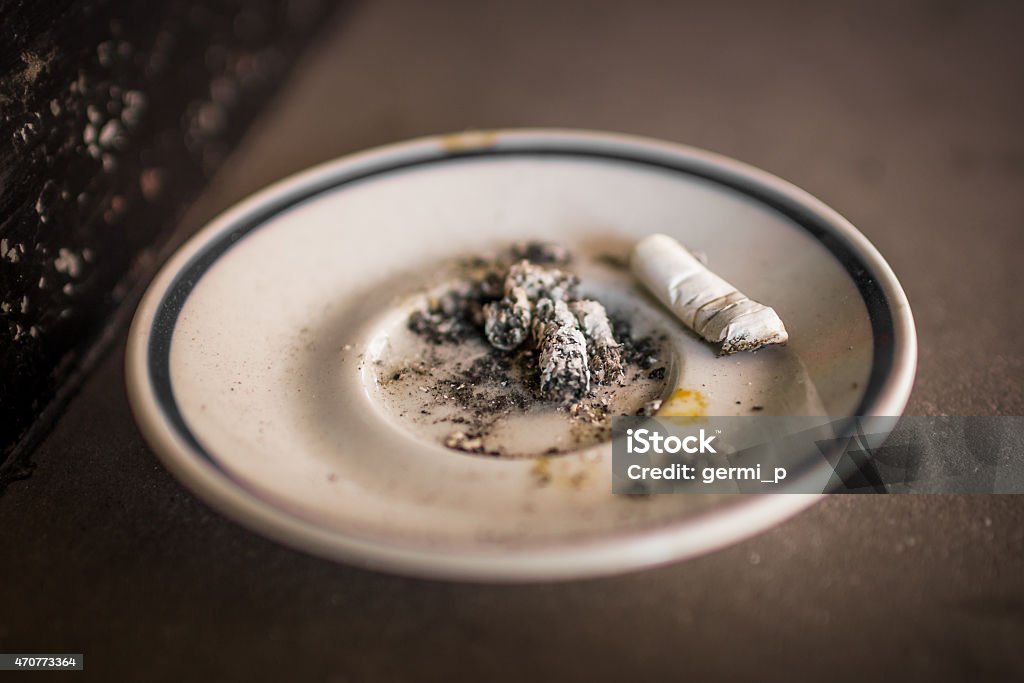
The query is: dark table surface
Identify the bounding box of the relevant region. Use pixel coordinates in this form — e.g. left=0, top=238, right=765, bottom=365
left=3, top=1, right=1023, bottom=680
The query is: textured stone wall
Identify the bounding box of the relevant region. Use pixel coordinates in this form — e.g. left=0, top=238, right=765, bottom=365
left=0, top=0, right=336, bottom=479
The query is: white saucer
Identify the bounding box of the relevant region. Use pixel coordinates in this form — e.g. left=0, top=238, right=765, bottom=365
left=126, top=130, right=916, bottom=581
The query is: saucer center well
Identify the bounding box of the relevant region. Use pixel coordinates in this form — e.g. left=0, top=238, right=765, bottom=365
left=358, top=267, right=677, bottom=460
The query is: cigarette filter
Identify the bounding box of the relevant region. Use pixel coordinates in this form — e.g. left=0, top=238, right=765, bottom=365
left=630, top=234, right=789, bottom=354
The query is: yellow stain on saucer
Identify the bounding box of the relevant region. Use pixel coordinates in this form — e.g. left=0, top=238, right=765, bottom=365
left=658, top=388, right=708, bottom=418
left=529, top=455, right=596, bottom=491
left=439, top=130, right=499, bottom=152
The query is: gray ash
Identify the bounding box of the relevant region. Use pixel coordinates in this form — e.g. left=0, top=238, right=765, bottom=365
left=407, top=241, right=576, bottom=346
left=506, top=261, right=580, bottom=302
left=408, top=244, right=620, bottom=403
left=533, top=298, right=591, bottom=402
left=611, top=316, right=664, bottom=370
left=647, top=367, right=666, bottom=380
left=384, top=349, right=535, bottom=451
left=448, top=353, right=533, bottom=415
left=509, top=240, right=571, bottom=265
left=397, top=242, right=668, bottom=457
left=570, top=299, right=624, bottom=385
left=483, top=287, right=532, bottom=351
left=407, top=282, right=490, bottom=345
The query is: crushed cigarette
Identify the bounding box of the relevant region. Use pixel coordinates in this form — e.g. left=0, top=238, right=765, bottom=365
left=570, top=299, right=624, bottom=384
left=630, top=234, right=789, bottom=354
left=533, top=297, right=591, bottom=401
left=398, top=241, right=670, bottom=457
left=478, top=253, right=621, bottom=400
left=409, top=242, right=629, bottom=404
left=483, top=286, right=532, bottom=351
left=506, top=260, right=579, bottom=301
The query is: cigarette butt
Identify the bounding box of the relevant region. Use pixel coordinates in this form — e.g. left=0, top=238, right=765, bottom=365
left=506, top=260, right=579, bottom=302
left=569, top=299, right=624, bottom=384
left=533, top=298, right=590, bottom=401
left=630, top=234, right=789, bottom=354
left=483, top=286, right=532, bottom=350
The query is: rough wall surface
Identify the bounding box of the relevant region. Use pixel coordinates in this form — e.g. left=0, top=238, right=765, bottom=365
left=0, top=0, right=334, bottom=479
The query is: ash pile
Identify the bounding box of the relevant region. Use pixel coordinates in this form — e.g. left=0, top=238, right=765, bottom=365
left=408, top=241, right=624, bottom=403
